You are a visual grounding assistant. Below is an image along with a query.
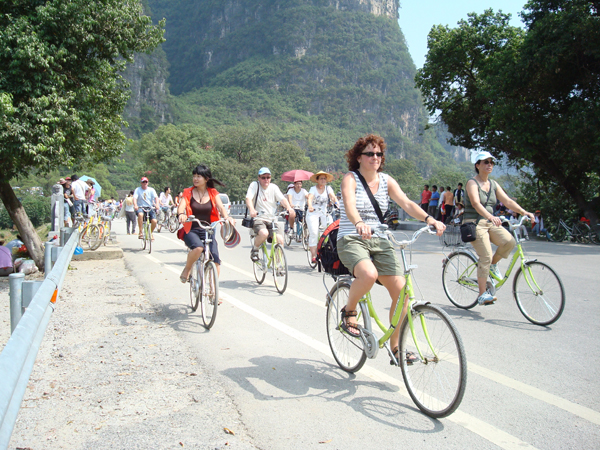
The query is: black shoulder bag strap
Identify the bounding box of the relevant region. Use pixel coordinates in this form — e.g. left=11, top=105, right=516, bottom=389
left=244, top=181, right=260, bottom=218
left=471, top=178, right=494, bottom=225
left=353, top=170, right=385, bottom=224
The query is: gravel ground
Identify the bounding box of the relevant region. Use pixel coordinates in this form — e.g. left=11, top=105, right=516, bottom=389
left=1, top=259, right=258, bottom=450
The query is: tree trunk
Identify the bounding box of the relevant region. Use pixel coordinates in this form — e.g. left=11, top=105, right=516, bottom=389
left=0, top=180, right=45, bottom=271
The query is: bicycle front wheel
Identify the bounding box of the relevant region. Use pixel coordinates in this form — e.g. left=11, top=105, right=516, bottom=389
left=81, top=225, right=100, bottom=251
left=201, top=261, right=219, bottom=329
left=284, top=227, right=292, bottom=246
left=253, top=245, right=267, bottom=284
left=513, top=261, right=565, bottom=326
left=307, top=247, right=317, bottom=269
left=273, top=244, right=288, bottom=294
left=442, top=251, right=479, bottom=309
left=399, top=304, right=467, bottom=418
left=546, top=224, right=566, bottom=242
left=326, top=282, right=367, bottom=373
left=189, top=261, right=200, bottom=312
left=147, top=225, right=152, bottom=254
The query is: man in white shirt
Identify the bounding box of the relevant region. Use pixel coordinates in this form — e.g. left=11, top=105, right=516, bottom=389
left=286, top=180, right=308, bottom=234
left=70, top=174, right=89, bottom=215
left=133, top=177, right=160, bottom=238
left=246, top=167, right=295, bottom=260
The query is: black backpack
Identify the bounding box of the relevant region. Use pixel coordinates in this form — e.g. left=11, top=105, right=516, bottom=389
left=316, top=219, right=350, bottom=276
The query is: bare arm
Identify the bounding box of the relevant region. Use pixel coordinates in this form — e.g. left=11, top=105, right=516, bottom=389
left=307, top=193, right=314, bottom=212
left=495, top=184, right=534, bottom=222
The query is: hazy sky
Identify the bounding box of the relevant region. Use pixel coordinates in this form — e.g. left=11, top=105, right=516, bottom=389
left=398, top=1, right=527, bottom=69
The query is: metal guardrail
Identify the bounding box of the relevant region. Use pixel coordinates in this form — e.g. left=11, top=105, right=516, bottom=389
left=0, top=229, right=80, bottom=449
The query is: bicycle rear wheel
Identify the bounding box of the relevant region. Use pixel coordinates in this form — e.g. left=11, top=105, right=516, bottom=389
left=326, top=282, right=367, bottom=373
left=91, top=223, right=104, bottom=250
left=168, top=215, right=179, bottom=233
left=273, top=244, right=288, bottom=294
left=399, top=304, right=467, bottom=418
left=302, top=221, right=309, bottom=251
left=284, top=227, right=292, bottom=246
left=253, top=245, right=267, bottom=284
left=513, top=261, right=565, bottom=326
left=201, top=261, right=219, bottom=329
left=81, top=224, right=100, bottom=250
left=442, top=251, right=479, bottom=309
left=189, top=261, right=200, bottom=312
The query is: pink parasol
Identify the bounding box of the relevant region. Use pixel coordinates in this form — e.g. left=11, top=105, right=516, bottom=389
left=281, top=170, right=314, bottom=182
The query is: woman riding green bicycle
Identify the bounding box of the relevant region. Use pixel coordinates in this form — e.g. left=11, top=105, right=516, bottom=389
left=464, top=150, right=535, bottom=305
left=337, top=134, right=445, bottom=364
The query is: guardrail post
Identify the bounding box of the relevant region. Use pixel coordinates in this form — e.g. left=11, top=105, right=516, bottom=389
left=8, top=273, right=25, bottom=334
left=22, top=281, right=43, bottom=310
left=44, top=241, right=53, bottom=276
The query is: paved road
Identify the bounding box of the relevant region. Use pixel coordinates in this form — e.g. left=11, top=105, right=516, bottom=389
left=120, top=219, right=600, bottom=450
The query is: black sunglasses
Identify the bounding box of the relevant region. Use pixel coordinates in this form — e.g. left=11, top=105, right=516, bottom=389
left=141, top=181, right=148, bottom=183
left=480, top=159, right=495, bottom=165
left=260, top=176, right=271, bottom=180
left=362, top=151, right=384, bottom=158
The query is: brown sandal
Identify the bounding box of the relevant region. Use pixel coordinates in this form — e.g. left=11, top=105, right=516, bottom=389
left=340, top=306, right=361, bottom=337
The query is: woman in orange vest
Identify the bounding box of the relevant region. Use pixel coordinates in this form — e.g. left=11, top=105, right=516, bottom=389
left=177, top=164, right=235, bottom=283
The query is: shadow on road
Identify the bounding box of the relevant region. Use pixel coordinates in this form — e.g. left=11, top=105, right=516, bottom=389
left=222, top=356, right=445, bottom=432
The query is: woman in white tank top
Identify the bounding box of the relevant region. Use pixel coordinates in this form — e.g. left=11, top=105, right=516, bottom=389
left=337, top=134, right=445, bottom=363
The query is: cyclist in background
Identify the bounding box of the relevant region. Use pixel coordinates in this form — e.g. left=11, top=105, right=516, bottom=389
left=246, top=167, right=295, bottom=261
left=133, top=177, right=160, bottom=239
left=306, top=171, right=338, bottom=264
left=286, top=180, right=308, bottom=235
left=159, top=186, right=174, bottom=221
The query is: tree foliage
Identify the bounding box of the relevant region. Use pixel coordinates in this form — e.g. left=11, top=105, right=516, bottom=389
left=415, top=1, right=600, bottom=223
left=0, top=0, right=164, bottom=269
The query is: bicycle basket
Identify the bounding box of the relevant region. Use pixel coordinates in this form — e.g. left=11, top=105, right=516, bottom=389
left=440, top=225, right=463, bottom=247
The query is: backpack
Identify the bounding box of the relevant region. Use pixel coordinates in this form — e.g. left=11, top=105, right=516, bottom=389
left=316, top=219, right=350, bottom=276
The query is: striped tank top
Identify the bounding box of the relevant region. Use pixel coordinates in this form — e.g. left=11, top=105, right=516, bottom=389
left=338, top=172, right=389, bottom=240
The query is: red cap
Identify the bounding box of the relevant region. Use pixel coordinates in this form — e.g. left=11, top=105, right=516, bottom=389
left=141, top=177, right=149, bottom=182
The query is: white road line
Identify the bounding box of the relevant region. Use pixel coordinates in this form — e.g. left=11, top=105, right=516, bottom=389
left=144, top=240, right=600, bottom=428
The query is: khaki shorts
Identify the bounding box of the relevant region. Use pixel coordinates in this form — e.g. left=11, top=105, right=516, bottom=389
left=337, top=235, right=402, bottom=277
left=252, top=218, right=283, bottom=243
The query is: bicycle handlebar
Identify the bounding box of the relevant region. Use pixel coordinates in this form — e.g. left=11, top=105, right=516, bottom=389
left=384, top=224, right=438, bottom=249
left=185, top=216, right=227, bottom=232
left=498, top=215, right=530, bottom=230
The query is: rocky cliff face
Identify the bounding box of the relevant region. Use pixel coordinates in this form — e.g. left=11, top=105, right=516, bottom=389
left=123, top=49, right=172, bottom=138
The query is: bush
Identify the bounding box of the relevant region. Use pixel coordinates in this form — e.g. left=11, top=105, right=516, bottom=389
left=0, top=195, right=51, bottom=228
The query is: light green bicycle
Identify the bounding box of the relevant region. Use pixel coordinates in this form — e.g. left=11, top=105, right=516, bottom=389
left=252, top=213, right=288, bottom=294
left=441, top=216, right=565, bottom=325
left=326, top=224, right=467, bottom=418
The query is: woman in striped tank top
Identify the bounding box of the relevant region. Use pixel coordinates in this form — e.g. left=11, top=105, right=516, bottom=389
left=337, top=134, right=445, bottom=363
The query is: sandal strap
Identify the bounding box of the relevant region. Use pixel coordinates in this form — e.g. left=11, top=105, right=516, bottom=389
left=341, top=306, right=358, bottom=318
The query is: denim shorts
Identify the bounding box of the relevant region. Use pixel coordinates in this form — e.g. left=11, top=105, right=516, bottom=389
left=184, top=228, right=221, bottom=265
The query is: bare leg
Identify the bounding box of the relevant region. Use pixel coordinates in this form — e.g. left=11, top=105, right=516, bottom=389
left=137, top=213, right=143, bottom=235
left=345, top=259, right=378, bottom=327
left=377, top=274, right=407, bottom=348
left=181, top=247, right=203, bottom=280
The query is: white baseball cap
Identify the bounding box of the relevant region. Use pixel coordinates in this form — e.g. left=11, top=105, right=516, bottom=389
left=471, top=150, right=498, bottom=164
left=258, top=167, right=271, bottom=176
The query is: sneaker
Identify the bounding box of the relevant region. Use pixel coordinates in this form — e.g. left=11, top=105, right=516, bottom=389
left=250, top=248, right=259, bottom=262
left=477, top=292, right=497, bottom=306
left=489, top=263, right=503, bottom=280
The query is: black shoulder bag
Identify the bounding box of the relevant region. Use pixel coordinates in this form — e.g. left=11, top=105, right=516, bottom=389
left=353, top=171, right=385, bottom=224
left=242, top=181, right=259, bottom=228
left=460, top=179, right=494, bottom=242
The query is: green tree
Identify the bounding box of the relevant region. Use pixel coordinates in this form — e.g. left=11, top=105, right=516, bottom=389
left=385, top=158, right=424, bottom=201
left=415, top=1, right=600, bottom=225
left=0, top=0, right=164, bottom=268
left=132, top=124, right=215, bottom=194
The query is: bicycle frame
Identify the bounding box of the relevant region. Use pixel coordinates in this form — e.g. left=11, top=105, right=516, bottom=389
left=259, top=223, right=280, bottom=269
left=350, top=227, right=440, bottom=361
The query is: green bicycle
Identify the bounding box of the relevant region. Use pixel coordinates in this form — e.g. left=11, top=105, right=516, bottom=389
left=442, top=216, right=565, bottom=325
left=326, top=224, right=467, bottom=418
left=139, top=207, right=154, bottom=254
left=252, top=213, right=289, bottom=294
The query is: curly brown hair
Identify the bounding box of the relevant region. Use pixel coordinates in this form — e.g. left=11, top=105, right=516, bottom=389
left=345, top=134, right=387, bottom=172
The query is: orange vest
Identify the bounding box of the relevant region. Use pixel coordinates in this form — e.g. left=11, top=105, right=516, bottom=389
left=182, top=186, right=220, bottom=224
